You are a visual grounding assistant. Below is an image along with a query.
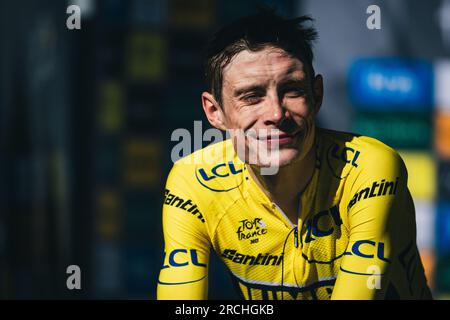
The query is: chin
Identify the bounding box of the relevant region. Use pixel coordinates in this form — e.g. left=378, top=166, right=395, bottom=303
left=253, top=148, right=300, bottom=168
left=275, top=149, right=301, bottom=167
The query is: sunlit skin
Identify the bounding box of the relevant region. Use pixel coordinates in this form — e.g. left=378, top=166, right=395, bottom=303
left=202, top=47, right=323, bottom=222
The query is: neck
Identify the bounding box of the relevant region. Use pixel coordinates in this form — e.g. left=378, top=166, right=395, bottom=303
left=247, top=144, right=316, bottom=205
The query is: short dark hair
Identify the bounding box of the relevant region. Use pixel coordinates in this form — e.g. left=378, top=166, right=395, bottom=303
left=204, top=9, right=318, bottom=105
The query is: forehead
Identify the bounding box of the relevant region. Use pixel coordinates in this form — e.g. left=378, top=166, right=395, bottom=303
left=222, top=47, right=306, bottom=88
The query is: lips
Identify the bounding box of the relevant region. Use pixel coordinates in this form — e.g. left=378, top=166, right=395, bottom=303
left=261, top=130, right=304, bottom=147
left=266, top=133, right=294, bottom=140
left=266, top=134, right=294, bottom=146
left=243, top=128, right=305, bottom=144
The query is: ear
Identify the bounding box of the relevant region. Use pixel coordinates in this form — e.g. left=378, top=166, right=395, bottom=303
left=312, top=74, right=323, bottom=115
left=201, top=91, right=227, bottom=130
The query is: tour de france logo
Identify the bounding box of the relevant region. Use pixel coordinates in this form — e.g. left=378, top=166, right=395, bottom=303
left=236, top=218, right=268, bottom=245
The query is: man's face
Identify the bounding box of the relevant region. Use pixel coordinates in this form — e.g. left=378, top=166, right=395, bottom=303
left=218, top=47, right=322, bottom=168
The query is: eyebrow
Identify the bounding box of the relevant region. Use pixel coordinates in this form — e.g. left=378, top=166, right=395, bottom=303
left=278, top=78, right=308, bottom=88
left=232, top=77, right=308, bottom=97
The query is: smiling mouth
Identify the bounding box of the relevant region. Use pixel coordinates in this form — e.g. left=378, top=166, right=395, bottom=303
left=245, top=129, right=305, bottom=146
left=266, top=133, right=296, bottom=146
left=266, top=133, right=294, bottom=140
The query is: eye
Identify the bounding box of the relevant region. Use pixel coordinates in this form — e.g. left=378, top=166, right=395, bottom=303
left=284, top=88, right=306, bottom=98
left=242, top=93, right=263, bottom=104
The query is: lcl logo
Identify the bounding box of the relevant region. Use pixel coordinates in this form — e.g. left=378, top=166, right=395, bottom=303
left=162, top=249, right=207, bottom=268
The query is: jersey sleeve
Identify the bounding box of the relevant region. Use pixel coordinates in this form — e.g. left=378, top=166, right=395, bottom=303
left=331, top=146, right=411, bottom=299
left=157, top=163, right=211, bottom=300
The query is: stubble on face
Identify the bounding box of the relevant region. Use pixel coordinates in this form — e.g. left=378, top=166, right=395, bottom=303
left=219, top=47, right=317, bottom=169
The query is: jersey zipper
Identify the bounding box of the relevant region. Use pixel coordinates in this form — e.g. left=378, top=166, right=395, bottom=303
left=294, top=227, right=299, bottom=248
left=272, top=202, right=300, bottom=250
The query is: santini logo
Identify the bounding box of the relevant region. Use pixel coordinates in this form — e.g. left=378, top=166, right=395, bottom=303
left=348, top=177, right=399, bottom=209
left=164, top=189, right=205, bottom=223
left=222, top=249, right=283, bottom=266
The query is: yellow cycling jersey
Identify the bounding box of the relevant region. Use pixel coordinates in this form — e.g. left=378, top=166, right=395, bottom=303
left=157, top=127, right=432, bottom=300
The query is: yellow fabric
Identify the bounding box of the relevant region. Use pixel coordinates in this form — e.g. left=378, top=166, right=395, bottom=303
left=157, top=127, right=432, bottom=300
left=398, top=151, right=436, bottom=201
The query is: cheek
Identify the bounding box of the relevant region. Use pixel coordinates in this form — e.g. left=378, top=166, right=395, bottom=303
left=286, top=100, right=315, bottom=121
left=228, top=106, right=259, bottom=130
left=223, top=98, right=257, bottom=131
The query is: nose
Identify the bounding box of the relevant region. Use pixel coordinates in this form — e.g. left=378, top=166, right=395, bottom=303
left=262, top=94, right=288, bottom=126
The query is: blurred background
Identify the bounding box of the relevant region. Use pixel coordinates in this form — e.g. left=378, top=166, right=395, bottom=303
left=0, top=0, right=449, bottom=299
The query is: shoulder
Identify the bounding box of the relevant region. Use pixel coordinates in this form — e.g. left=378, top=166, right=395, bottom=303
left=318, top=127, right=407, bottom=180
left=166, top=138, right=246, bottom=206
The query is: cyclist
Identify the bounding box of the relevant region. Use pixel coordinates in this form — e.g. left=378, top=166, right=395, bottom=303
left=157, top=10, right=432, bottom=300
